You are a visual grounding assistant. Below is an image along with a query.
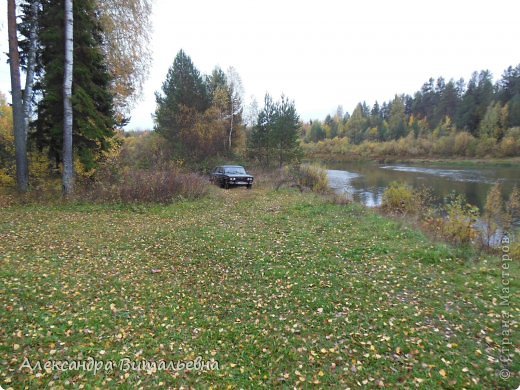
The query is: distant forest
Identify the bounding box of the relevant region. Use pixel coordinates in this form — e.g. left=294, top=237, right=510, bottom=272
left=302, top=65, right=520, bottom=158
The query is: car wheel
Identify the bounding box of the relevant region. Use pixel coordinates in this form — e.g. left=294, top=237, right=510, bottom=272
left=247, top=184, right=252, bottom=189
left=224, top=181, right=230, bottom=189
left=220, top=180, right=225, bottom=188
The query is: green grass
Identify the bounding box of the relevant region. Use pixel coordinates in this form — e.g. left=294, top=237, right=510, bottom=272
left=0, top=188, right=518, bottom=388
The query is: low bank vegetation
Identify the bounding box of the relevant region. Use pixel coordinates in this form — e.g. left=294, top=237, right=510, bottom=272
left=303, top=128, right=520, bottom=162
left=381, top=181, right=520, bottom=256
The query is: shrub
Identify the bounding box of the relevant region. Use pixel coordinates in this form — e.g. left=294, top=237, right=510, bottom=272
left=81, top=168, right=208, bottom=204
left=0, top=169, right=15, bottom=187
left=381, top=182, right=416, bottom=214
left=453, top=132, right=475, bottom=156
left=297, top=164, right=329, bottom=193
left=498, top=136, right=519, bottom=157
left=481, top=183, right=506, bottom=247
left=441, top=193, right=479, bottom=245
left=510, top=240, right=520, bottom=260
left=475, top=137, right=496, bottom=158
left=274, top=164, right=330, bottom=194
left=505, top=185, right=520, bottom=229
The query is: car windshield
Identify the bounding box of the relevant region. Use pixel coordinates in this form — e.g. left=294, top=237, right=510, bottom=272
left=224, top=167, right=246, bottom=174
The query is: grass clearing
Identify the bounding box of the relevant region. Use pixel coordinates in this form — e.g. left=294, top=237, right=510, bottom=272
left=0, top=188, right=518, bottom=388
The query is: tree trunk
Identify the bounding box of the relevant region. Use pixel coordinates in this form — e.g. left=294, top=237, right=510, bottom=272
left=7, top=0, right=29, bottom=193
left=228, top=100, right=233, bottom=151
left=62, top=0, right=74, bottom=196
left=23, top=0, right=38, bottom=139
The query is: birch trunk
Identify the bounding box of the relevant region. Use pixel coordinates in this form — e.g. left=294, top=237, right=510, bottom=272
left=62, top=0, right=74, bottom=196
left=22, top=0, right=38, bottom=141
left=228, top=99, right=233, bottom=151
left=7, top=0, right=29, bottom=192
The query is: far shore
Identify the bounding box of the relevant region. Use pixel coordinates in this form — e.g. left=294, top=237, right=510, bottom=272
left=305, top=155, right=520, bottom=167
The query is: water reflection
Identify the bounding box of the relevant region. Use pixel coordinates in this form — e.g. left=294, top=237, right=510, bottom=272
left=326, top=162, right=520, bottom=211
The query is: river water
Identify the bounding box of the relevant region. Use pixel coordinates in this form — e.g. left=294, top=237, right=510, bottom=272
left=327, top=162, right=520, bottom=211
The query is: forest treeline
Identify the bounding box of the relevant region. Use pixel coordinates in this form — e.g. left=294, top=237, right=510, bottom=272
left=153, top=50, right=300, bottom=167
left=2, top=0, right=519, bottom=197
left=303, top=65, right=520, bottom=159
left=3, top=0, right=153, bottom=193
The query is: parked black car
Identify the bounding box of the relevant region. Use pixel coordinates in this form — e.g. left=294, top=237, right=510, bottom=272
left=210, top=165, right=254, bottom=189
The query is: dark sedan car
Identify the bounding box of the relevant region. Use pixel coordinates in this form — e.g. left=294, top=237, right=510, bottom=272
left=210, top=165, right=254, bottom=189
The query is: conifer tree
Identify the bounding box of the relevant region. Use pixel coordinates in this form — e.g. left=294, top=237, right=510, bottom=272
left=34, top=0, right=115, bottom=171
left=154, top=50, right=210, bottom=154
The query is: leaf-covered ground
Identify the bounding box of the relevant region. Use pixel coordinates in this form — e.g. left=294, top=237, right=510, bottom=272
left=0, top=189, right=518, bottom=388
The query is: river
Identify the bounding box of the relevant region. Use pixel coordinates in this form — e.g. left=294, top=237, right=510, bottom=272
left=326, top=162, right=520, bottom=212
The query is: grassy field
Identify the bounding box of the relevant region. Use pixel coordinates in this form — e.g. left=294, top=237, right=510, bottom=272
left=0, top=188, right=518, bottom=388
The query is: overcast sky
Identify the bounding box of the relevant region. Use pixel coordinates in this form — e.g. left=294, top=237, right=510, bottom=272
left=1, top=0, right=519, bottom=130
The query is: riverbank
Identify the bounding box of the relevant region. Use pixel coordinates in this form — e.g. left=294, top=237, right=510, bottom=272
left=1, top=188, right=517, bottom=388
left=376, top=157, right=520, bottom=167
left=306, top=156, right=520, bottom=167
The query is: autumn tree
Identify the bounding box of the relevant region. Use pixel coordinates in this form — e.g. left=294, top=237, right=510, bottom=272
left=0, top=93, right=15, bottom=182
left=226, top=67, right=244, bottom=152
left=96, top=0, right=152, bottom=118
left=344, top=103, right=369, bottom=144
left=479, top=102, right=508, bottom=140
left=386, top=95, right=408, bottom=140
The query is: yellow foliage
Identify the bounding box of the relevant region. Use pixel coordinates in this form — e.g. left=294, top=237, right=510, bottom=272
left=0, top=92, right=15, bottom=185
left=0, top=170, right=15, bottom=187
left=382, top=182, right=416, bottom=214
left=297, top=164, right=329, bottom=193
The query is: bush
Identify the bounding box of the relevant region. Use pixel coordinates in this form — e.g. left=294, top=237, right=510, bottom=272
left=0, top=169, right=15, bottom=187
left=481, top=183, right=505, bottom=247
left=81, top=168, right=208, bottom=204
left=506, top=185, right=520, bottom=229
left=498, top=136, right=519, bottom=157
left=510, top=240, right=520, bottom=260
left=274, top=164, right=330, bottom=194
left=475, top=137, right=496, bottom=158
left=381, top=182, right=416, bottom=214
left=296, top=164, right=329, bottom=193
left=441, top=193, right=479, bottom=245
left=453, top=132, right=475, bottom=156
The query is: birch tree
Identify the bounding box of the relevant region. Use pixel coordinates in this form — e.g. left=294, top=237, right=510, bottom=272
left=7, top=0, right=28, bottom=192
left=62, top=0, right=73, bottom=195
left=226, top=67, right=243, bottom=151
left=96, top=0, right=152, bottom=118
left=21, top=0, right=38, bottom=135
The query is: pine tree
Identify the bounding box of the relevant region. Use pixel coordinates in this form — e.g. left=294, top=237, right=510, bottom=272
left=273, top=96, right=301, bottom=167
left=34, top=0, right=115, bottom=171
left=154, top=50, right=209, bottom=152
left=248, top=94, right=301, bottom=167
left=249, top=94, right=277, bottom=166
